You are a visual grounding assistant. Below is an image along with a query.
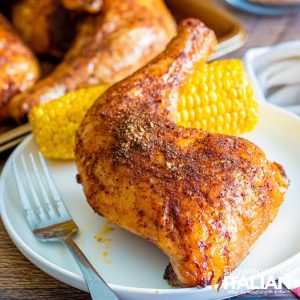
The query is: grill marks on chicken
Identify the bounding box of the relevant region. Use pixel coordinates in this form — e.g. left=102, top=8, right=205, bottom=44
left=0, top=14, right=39, bottom=122
left=75, top=19, right=289, bottom=287
left=8, top=0, right=176, bottom=123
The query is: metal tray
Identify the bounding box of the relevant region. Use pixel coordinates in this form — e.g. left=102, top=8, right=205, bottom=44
left=166, top=0, right=246, bottom=59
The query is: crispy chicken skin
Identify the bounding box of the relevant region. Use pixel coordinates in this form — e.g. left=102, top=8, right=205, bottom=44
left=62, top=0, right=102, bottom=13
left=0, top=14, right=39, bottom=122
left=12, top=0, right=78, bottom=58
left=8, top=0, right=176, bottom=123
left=75, top=19, right=289, bottom=287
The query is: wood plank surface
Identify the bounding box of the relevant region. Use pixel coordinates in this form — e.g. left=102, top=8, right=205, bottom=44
left=1, top=2, right=300, bottom=299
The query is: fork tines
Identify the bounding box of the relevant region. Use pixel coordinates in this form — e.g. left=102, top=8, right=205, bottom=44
left=12, top=152, right=71, bottom=228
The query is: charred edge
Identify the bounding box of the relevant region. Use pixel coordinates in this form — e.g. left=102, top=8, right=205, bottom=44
left=163, top=263, right=180, bottom=287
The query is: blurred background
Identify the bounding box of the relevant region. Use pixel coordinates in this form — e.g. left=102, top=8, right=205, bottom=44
left=217, top=0, right=300, bottom=57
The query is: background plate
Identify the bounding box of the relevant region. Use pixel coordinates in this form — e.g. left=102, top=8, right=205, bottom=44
left=226, top=0, right=300, bottom=15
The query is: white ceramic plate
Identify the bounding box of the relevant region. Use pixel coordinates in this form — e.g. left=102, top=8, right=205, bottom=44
left=1, top=103, right=300, bottom=300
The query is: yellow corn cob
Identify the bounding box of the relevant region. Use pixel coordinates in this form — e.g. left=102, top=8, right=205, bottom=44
left=176, top=59, right=258, bottom=134
left=29, top=85, right=109, bottom=159
left=29, top=59, right=258, bottom=160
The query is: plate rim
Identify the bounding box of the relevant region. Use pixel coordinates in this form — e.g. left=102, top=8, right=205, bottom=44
left=1, top=102, right=300, bottom=297
left=225, top=0, right=300, bottom=15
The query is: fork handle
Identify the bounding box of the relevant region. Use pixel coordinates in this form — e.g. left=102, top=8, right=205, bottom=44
left=61, top=236, right=119, bottom=300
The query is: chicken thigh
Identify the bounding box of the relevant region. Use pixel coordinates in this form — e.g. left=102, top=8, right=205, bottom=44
left=75, top=19, right=289, bottom=287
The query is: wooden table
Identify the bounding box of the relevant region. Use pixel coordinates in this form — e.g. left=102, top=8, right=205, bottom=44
left=1, top=2, right=300, bottom=299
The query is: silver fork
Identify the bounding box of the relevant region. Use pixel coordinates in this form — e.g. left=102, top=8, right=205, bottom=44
left=12, top=152, right=119, bottom=300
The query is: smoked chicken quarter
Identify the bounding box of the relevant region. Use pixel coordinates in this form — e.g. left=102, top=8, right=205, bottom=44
left=75, top=19, right=289, bottom=287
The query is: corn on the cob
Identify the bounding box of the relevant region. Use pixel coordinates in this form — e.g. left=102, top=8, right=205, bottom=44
left=29, top=59, right=258, bottom=160
left=176, top=59, right=258, bottom=134
left=29, top=85, right=109, bottom=159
